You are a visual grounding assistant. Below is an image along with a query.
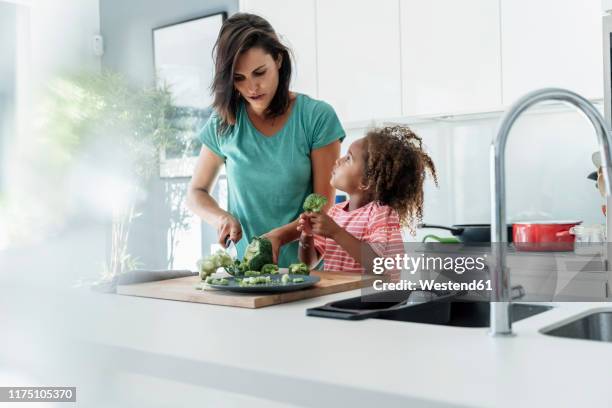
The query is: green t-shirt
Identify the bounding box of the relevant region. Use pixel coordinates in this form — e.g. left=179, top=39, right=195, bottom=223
left=198, top=93, right=345, bottom=267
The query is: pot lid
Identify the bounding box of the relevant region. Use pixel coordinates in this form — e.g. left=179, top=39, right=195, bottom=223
left=513, top=220, right=582, bottom=225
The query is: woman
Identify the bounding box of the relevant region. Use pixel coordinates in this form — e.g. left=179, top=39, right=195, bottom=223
left=187, top=13, right=344, bottom=267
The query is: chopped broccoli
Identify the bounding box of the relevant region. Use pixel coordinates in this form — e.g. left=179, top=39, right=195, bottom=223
left=215, top=278, right=229, bottom=285
left=261, top=264, right=279, bottom=275
left=303, top=193, right=328, bottom=213
left=239, top=276, right=272, bottom=286
left=223, top=259, right=247, bottom=277
left=198, top=249, right=236, bottom=280
left=197, top=258, right=217, bottom=280
left=280, top=274, right=305, bottom=284
left=213, top=250, right=234, bottom=268
left=243, top=236, right=273, bottom=271
left=288, top=262, right=310, bottom=275
left=244, top=270, right=261, bottom=277
left=220, top=238, right=274, bottom=276
left=203, top=276, right=230, bottom=286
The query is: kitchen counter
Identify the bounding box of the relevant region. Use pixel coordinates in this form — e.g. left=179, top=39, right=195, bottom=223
left=3, top=282, right=612, bottom=408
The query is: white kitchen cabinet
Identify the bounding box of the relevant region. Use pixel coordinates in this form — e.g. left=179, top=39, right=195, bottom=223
left=239, top=0, right=318, bottom=97
left=400, top=0, right=502, bottom=116
left=500, top=0, right=603, bottom=104
left=315, top=0, right=402, bottom=124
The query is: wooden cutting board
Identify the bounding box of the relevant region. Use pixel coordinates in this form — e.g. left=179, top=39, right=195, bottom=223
left=116, top=271, right=376, bottom=309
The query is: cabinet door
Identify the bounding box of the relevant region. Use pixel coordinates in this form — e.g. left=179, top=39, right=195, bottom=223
left=316, top=0, right=402, bottom=123
left=400, top=0, right=502, bottom=116
left=240, top=0, right=318, bottom=97
left=501, top=0, right=603, bottom=104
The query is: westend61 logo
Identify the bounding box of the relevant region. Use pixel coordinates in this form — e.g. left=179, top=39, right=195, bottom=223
left=372, top=253, right=487, bottom=275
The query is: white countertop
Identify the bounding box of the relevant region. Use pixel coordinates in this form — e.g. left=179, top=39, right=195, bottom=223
left=3, top=281, right=612, bottom=408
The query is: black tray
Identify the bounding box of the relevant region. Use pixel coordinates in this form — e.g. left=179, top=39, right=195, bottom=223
left=306, top=289, right=461, bottom=321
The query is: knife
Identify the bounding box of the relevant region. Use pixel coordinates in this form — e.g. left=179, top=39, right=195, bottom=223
left=224, top=235, right=238, bottom=258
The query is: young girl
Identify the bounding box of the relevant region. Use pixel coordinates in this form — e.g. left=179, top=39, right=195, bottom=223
left=297, top=126, right=438, bottom=274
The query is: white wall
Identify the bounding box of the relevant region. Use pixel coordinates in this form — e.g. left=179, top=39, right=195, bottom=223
left=2, top=0, right=102, bottom=257
left=2, top=0, right=101, bottom=190
left=9, top=0, right=101, bottom=157
left=0, top=2, right=17, bottom=194
left=27, top=0, right=101, bottom=84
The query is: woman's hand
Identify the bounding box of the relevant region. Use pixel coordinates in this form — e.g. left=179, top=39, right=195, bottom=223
left=262, top=231, right=283, bottom=264
left=216, top=212, right=242, bottom=247
left=304, top=212, right=342, bottom=239
left=297, top=213, right=313, bottom=236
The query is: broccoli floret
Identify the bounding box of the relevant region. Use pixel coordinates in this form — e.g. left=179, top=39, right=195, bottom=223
left=261, top=264, right=279, bottom=275
left=303, top=193, right=328, bottom=213
left=281, top=274, right=290, bottom=284
left=243, top=236, right=273, bottom=271
left=197, top=258, right=217, bottom=280
left=224, top=259, right=248, bottom=276
left=212, top=250, right=234, bottom=268
left=198, top=249, right=237, bottom=279
left=292, top=277, right=305, bottom=283
left=288, top=262, right=310, bottom=275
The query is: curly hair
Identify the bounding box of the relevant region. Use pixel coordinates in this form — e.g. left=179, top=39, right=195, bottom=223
left=362, top=126, right=438, bottom=232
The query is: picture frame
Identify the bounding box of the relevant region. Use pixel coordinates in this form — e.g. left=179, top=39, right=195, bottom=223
left=153, top=11, right=227, bottom=178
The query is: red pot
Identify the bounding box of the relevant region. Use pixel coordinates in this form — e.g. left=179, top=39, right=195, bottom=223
left=513, top=220, right=582, bottom=252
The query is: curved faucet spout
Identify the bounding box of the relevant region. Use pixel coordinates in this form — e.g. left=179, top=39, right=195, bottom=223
left=490, top=88, right=612, bottom=336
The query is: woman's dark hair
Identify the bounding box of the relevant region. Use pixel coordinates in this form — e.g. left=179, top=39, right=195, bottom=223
left=211, top=13, right=292, bottom=134
left=362, top=126, right=438, bottom=232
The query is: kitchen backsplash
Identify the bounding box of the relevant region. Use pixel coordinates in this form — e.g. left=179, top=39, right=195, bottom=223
left=342, top=106, right=605, bottom=242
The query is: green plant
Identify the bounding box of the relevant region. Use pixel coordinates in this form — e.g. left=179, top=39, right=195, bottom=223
left=164, top=180, right=193, bottom=269
left=41, top=70, right=188, bottom=281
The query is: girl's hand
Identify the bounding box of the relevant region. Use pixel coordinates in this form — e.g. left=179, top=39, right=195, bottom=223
left=297, top=213, right=313, bottom=236
left=307, top=212, right=342, bottom=239
left=216, top=212, right=242, bottom=247
left=262, top=231, right=283, bottom=264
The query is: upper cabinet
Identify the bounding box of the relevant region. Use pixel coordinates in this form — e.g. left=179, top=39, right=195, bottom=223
left=315, top=0, right=402, bottom=124
left=500, top=0, right=603, bottom=104
left=239, top=0, right=605, bottom=122
left=400, top=0, right=502, bottom=116
left=239, top=0, right=318, bottom=97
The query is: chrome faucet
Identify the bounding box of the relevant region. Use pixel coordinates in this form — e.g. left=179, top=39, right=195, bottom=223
left=490, top=88, right=612, bottom=336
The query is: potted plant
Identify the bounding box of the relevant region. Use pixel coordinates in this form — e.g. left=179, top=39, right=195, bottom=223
left=39, top=70, right=195, bottom=290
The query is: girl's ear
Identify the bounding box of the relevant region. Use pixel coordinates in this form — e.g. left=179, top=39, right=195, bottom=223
left=358, top=180, right=373, bottom=191
left=276, top=54, right=283, bottom=69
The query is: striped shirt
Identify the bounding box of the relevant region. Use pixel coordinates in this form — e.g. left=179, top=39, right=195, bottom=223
left=314, top=201, right=404, bottom=273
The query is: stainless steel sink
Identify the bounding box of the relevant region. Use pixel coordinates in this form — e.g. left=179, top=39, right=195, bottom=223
left=376, top=301, right=552, bottom=328
left=542, top=310, right=612, bottom=342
